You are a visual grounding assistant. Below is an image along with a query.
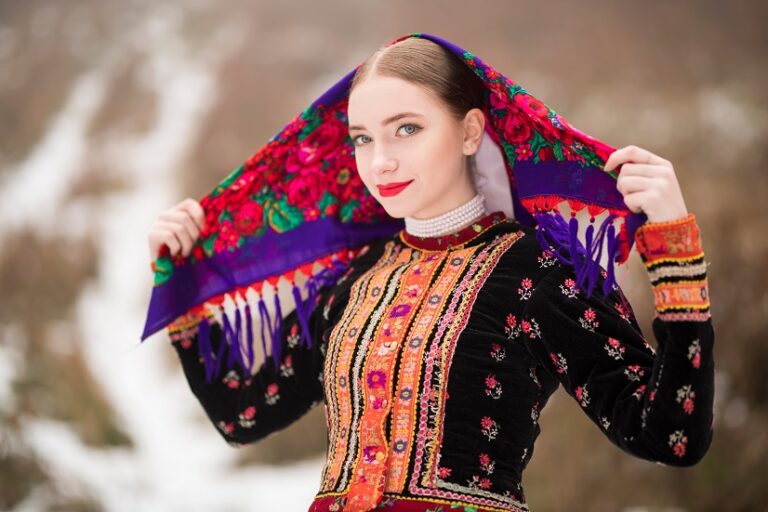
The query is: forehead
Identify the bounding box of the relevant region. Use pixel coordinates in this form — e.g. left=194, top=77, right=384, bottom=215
left=347, top=74, right=444, bottom=123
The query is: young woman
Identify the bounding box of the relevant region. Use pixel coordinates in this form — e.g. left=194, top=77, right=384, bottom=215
left=146, top=34, right=714, bottom=512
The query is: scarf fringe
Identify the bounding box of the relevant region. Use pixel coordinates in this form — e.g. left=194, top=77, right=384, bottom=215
left=533, top=209, right=621, bottom=298
left=169, top=249, right=356, bottom=385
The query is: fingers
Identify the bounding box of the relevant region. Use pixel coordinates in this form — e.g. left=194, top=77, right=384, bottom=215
left=159, top=210, right=200, bottom=242
left=148, top=198, right=206, bottom=262
left=616, top=174, right=657, bottom=196
left=604, top=145, right=671, bottom=173
left=154, top=219, right=194, bottom=257
left=620, top=189, right=655, bottom=214
left=148, top=227, right=181, bottom=261
left=178, top=198, right=206, bottom=232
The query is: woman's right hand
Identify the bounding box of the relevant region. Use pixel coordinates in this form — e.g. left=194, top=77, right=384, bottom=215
left=148, top=198, right=207, bottom=263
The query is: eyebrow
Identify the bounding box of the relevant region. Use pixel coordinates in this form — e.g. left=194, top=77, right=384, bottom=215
left=348, top=112, right=424, bottom=131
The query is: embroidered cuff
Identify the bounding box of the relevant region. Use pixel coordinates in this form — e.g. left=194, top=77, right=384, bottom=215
left=634, top=214, right=710, bottom=321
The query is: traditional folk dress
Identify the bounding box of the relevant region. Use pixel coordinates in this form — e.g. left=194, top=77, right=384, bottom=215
left=169, top=210, right=713, bottom=512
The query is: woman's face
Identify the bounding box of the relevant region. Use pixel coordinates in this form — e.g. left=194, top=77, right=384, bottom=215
left=347, top=73, right=484, bottom=220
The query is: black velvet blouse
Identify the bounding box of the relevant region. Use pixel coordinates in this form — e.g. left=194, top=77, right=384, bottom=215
left=171, top=210, right=714, bottom=512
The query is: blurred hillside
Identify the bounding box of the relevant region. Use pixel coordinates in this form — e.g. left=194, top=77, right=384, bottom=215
left=1, top=0, right=766, bottom=510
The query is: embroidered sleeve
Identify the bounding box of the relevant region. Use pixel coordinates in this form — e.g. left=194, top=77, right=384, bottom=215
left=519, top=244, right=715, bottom=466
left=169, top=277, right=343, bottom=447
left=165, top=238, right=388, bottom=447
left=633, top=213, right=710, bottom=321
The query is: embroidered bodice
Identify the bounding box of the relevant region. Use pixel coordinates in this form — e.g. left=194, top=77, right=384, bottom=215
left=171, top=211, right=714, bottom=512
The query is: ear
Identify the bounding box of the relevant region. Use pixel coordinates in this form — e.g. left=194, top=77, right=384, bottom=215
left=462, top=108, right=486, bottom=156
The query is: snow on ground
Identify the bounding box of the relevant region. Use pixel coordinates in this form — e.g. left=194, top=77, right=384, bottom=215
left=4, top=6, right=323, bottom=511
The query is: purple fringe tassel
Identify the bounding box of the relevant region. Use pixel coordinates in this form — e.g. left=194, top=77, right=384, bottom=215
left=196, top=259, right=349, bottom=384
left=533, top=210, right=620, bottom=298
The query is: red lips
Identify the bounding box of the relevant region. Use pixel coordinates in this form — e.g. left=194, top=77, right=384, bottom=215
left=377, top=179, right=414, bottom=197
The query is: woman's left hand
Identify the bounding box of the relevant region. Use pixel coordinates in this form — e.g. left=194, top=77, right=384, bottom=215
left=604, top=145, right=689, bottom=223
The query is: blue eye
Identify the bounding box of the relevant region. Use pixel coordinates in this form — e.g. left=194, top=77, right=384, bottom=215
left=350, top=123, right=421, bottom=147
left=351, top=134, right=371, bottom=146
left=397, top=123, right=420, bottom=136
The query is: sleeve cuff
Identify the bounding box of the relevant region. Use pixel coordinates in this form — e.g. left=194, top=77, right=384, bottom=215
left=634, top=213, right=711, bottom=321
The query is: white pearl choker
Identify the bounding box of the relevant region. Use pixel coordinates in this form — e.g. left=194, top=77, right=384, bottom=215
left=404, top=193, right=488, bottom=238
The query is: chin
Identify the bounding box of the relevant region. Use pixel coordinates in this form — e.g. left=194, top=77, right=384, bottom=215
left=377, top=201, right=412, bottom=220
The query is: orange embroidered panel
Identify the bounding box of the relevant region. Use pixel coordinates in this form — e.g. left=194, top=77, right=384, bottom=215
left=652, top=279, right=710, bottom=312
left=316, top=229, right=528, bottom=512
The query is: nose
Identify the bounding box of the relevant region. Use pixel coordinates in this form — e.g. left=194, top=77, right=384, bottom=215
left=370, top=145, right=398, bottom=177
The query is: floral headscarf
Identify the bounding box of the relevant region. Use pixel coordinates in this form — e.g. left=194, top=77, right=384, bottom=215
left=140, top=32, right=646, bottom=383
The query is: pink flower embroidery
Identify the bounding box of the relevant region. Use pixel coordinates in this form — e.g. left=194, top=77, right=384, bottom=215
left=265, top=383, right=280, bottom=405
left=518, top=277, right=533, bottom=300
left=537, top=249, right=557, bottom=268
left=676, top=384, right=696, bottom=415
left=549, top=352, right=568, bottom=374
left=687, top=339, right=702, bottom=369
left=223, top=369, right=241, bottom=389
left=559, top=277, right=579, bottom=299
left=489, top=342, right=506, bottom=362
left=668, top=430, right=688, bottom=458
left=624, top=365, right=645, bottom=382
left=579, top=308, right=599, bottom=331
left=484, top=374, right=502, bottom=399
left=279, top=354, right=294, bottom=377
left=521, top=318, right=541, bottom=339
left=479, top=453, right=495, bottom=475
left=575, top=384, right=591, bottom=408
left=504, top=313, right=520, bottom=340
left=604, top=337, right=625, bottom=360
left=480, top=416, right=500, bottom=441
left=238, top=405, right=257, bottom=428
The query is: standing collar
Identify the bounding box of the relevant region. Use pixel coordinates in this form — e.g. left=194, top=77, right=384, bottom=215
left=398, top=210, right=509, bottom=251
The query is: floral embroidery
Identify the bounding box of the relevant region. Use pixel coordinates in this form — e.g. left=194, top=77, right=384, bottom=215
left=600, top=416, right=611, bottom=430
left=480, top=416, right=500, bottom=441
left=604, top=337, right=625, bottom=360
left=367, top=370, right=387, bottom=389
left=579, top=307, right=599, bottom=331
left=632, top=384, right=647, bottom=400
left=484, top=374, right=503, bottom=399
left=521, top=318, right=541, bottom=339
left=624, top=364, right=645, bottom=382
left=489, top=342, right=506, bottom=362
left=668, top=429, right=688, bottom=458
left=504, top=313, right=520, bottom=340
left=279, top=354, right=294, bottom=377
left=286, top=323, right=301, bottom=348
left=238, top=405, right=257, bottom=428
left=264, top=383, right=280, bottom=405
left=437, top=466, right=452, bottom=479
left=467, top=474, right=493, bottom=491
left=559, top=277, right=579, bottom=299
left=517, top=277, right=533, bottom=300
left=537, top=248, right=557, bottom=268
left=479, top=453, right=496, bottom=475
left=223, top=369, right=241, bottom=389
left=687, top=339, right=702, bottom=369
left=676, top=384, right=696, bottom=415
left=376, top=340, right=397, bottom=356
left=575, top=384, right=591, bottom=408
left=218, top=420, right=235, bottom=435
left=549, top=352, right=568, bottom=374
left=614, top=300, right=631, bottom=323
